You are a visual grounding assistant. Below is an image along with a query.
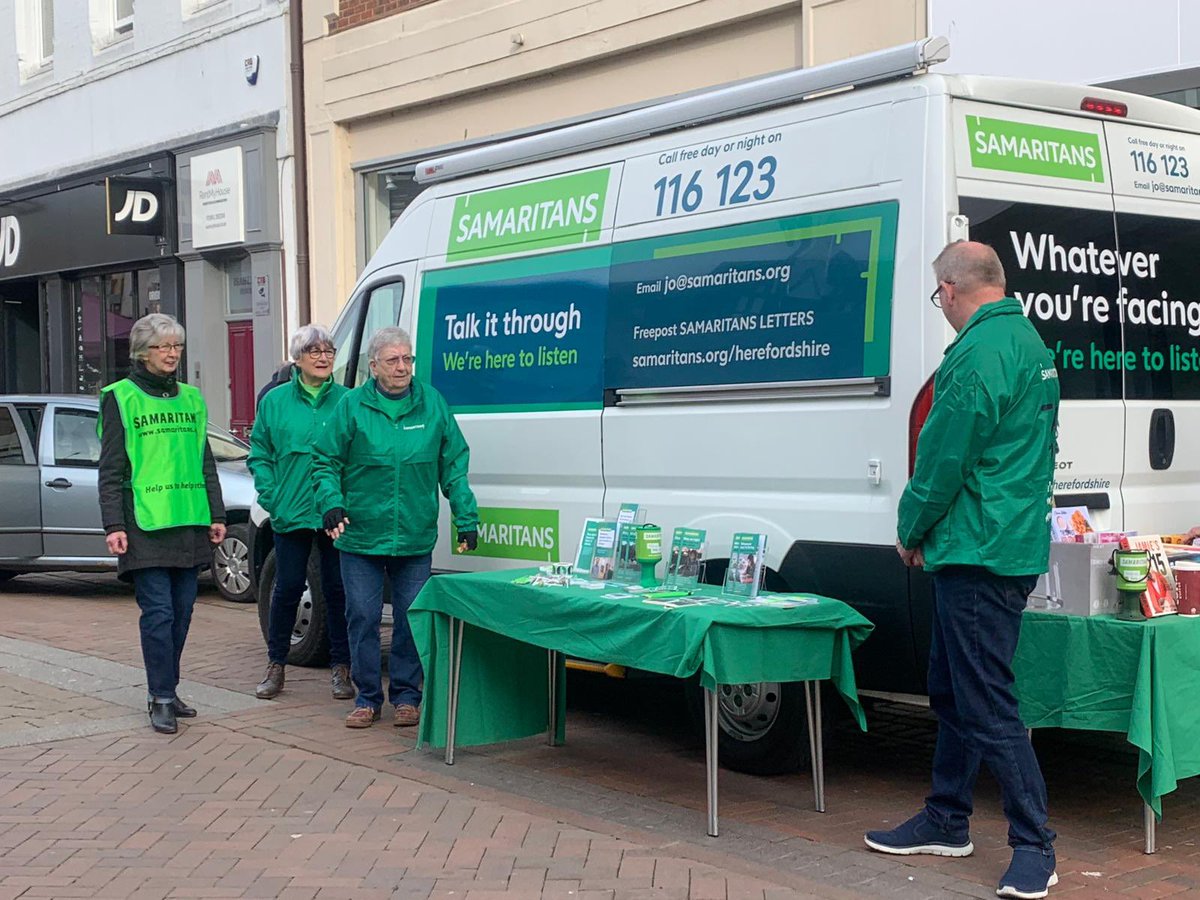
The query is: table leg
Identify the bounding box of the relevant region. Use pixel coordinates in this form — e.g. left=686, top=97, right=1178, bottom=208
left=704, top=685, right=719, bottom=837
left=804, top=682, right=826, bottom=813
left=445, top=617, right=464, bottom=766
left=1145, top=803, right=1157, bottom=854
left=547, top=649, right=561, bottom=747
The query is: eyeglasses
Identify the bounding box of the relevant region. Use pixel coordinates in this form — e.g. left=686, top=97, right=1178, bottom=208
left=305, top=347, right=336, bottom=359
left=375, top=354, right=416, bottom=369
left=148, top=342, right=185, bottom=353
left=930, top=280, right=955, bottom=308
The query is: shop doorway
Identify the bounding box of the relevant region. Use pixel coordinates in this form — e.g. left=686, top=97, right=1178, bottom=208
left=227, top=320, right=255, bottom=440
left=0, top=280, right=41, bottom=393
left=73, top=269, right=162, bottom=394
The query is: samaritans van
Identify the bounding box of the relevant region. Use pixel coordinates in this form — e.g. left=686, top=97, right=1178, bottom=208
left=252, top=37, right=1200, bottom=774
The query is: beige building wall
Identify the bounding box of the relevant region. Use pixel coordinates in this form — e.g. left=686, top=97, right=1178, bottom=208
left=303, top=0, right=927, bottom=325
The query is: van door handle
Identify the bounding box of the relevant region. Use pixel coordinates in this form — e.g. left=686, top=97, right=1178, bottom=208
left=44, top=477, right=73, bottom=489
left=1149, top=408, right=1175, bottom=471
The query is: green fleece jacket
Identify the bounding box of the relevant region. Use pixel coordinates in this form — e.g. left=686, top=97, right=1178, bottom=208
left=897, top=298, right=1060, bottom=575
left=312, top=378, right=479, bottom=557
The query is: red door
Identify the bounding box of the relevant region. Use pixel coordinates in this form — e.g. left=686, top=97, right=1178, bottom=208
left=227, top=321, right=255, bottom=440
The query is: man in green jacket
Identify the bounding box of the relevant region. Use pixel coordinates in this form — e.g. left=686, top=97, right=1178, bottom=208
left=864, top=242, right=1060, bottom=900
left=314, top=326, right=479, bottom=729
left=248, top=325, right=352, bottom=702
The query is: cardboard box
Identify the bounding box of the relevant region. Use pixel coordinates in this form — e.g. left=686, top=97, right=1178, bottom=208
left=1029, top=542, right=1120, bottom=616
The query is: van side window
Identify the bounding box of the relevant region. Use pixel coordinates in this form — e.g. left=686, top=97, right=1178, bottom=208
left=329, top=296, right=360, bottom=388
left=355, top=281, right=405, bottom=387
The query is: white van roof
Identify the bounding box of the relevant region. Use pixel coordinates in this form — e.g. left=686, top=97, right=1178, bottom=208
left=414, top=37, right=1200, bottom=186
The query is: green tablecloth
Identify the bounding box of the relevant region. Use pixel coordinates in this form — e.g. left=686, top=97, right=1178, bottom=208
left=1013, top=612, right=1200, bottom=818
left=409, top=568, right=874, bottom=749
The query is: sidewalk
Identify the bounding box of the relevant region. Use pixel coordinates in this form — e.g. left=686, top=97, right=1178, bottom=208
left=0, top=573, right=1197, bottom=898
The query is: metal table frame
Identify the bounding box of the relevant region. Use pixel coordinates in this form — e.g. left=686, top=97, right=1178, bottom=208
left=442, top=615, right=827, bottom=837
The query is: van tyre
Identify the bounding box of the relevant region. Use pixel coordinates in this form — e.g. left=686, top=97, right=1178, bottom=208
left=256, top=549, right=330, bottom=667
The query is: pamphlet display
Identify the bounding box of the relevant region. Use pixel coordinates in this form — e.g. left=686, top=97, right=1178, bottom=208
left=723, top=532, right=767, bottom=599
left=588, top=522, right=619, bottom=580
left=574, top=518, right=610, bottom=575
left=613, top=503, right=646, bottom=584
left=666, top=527, right=707, bottom=590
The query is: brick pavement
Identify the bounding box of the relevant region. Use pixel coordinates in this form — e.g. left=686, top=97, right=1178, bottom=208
left=0, top=572, right=1198, bottom=898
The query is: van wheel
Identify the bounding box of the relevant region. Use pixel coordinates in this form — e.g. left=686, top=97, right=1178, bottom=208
left=257, top=550, right=330, bottom=667
left=690, top=559, right=815, bottom=774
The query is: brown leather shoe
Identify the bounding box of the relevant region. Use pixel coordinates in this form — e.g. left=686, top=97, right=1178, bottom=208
left=345, top=706, right=381, bottom=728
left=393, top=704, right=420, bottom=727
left=256, top=663, right=285, bottom=699
left=331, top=664, right=355, bottom=700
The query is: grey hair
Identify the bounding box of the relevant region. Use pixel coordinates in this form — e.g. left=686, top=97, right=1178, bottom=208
left=367, top=326, right=412, bottom=362
left=289, top=324, right=335, bottom=361
left=932, top=241, right=1006, bottom=293
left=129, top=313, right=185, bottom=362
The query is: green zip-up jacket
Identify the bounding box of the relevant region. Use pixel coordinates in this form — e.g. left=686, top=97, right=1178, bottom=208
left=247, top=370, right=349, bottom=533
left=897, top=297, right=1060, bottom=576
left=312, top=377, right=479, bottom=557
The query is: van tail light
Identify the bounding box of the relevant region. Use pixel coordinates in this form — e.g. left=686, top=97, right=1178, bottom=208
left=908, top=374, right=936, bottom=477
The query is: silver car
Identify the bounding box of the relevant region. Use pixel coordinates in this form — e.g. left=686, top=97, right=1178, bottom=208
left=0, top=395, right=257, bottom=602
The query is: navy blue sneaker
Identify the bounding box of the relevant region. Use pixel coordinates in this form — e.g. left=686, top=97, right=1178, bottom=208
left=864, top=811, right=974, bottom=857
left=996, top=847, right=1057, bottom=899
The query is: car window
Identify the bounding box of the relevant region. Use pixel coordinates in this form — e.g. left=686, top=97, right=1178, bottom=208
left=355, top=281, right=405, bottom=387
left=54, top=409, right=101, bottom=467
left=15, top=406, right=42, bottom=449
left=0, top=408, right=27, bottom=466
left=207, top=423, right=249, bottom=462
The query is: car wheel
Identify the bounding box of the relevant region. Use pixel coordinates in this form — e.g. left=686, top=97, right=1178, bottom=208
left=212, top=523, right=254, bottom=603
left=257, top=549, right=330, bottom=667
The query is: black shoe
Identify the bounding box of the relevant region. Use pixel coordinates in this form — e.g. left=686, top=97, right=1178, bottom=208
left=149, top=700, right=177, bottom=734
left=171, top=698, right=197, bottom=718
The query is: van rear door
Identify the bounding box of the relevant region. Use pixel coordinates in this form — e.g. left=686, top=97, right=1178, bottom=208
left=1103, top=121, right=1200, bottom=533
left=954, top=101, right=1126, bottom=529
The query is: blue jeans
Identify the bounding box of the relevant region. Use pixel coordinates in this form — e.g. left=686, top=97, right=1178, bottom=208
left=132, top=566, right=199, bottom=702
left=267, top=529, right=350, bottom=667
left=340, top=551, right=431, bottom=711
left=925, top=566, right=1056, bottom=851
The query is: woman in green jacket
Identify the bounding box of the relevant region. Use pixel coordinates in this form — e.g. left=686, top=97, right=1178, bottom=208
left=248, top=325, right=352, bottom=701
left=313, top=326, right=479, bottom=729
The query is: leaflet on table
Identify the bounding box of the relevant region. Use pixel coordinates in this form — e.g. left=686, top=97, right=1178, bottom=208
left=665, top=527, right=707, bottom=590
left=574, top=517, right=614, bottom=574
left=587, top=520, right=620, bottom=580
left=1050, top=506, right=1094, bottom=542
left=723, top=532, right=767, bottom=598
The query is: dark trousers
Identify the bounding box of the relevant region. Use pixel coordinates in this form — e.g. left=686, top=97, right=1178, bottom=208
left=925, top=566, right=1056, bottom=851
left=267, top=529, right=350, bottom=667
left=340, top=551, right=431, bottom=711
left=132, top=566, right=199, bottom=702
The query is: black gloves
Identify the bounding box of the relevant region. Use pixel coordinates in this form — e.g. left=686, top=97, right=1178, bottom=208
left=322, top=507, right=348, bottom=532
left=458, top=530, right=478, bottom=552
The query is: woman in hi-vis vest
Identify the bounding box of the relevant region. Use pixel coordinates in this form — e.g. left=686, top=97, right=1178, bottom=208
left=98, top=314, right=226, bottom=735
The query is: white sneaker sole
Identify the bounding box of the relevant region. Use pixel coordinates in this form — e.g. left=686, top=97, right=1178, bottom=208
left=996, top=872, right=1058, bottom=899
left=863, top=835, right=974, bottom=857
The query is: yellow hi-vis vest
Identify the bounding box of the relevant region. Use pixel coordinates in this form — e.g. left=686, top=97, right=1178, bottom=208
left=100, top=379, right=211, bottom=531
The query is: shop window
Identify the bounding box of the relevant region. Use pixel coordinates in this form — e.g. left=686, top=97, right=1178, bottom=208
left=362, top=170, right=420, bottom=266
left=73, top=269, right=156, bottom=394
left=225, top=256, right=252, bottom=316
left=15, top=0, right=54, bottom=78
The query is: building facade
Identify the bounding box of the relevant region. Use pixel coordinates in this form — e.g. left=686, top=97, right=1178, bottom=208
left=0, top=0, right=299, bottom=436
left=301, top=0, right=929, bottom=326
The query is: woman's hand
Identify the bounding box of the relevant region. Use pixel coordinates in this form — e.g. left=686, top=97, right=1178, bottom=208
left=105, top=531, right=128, bottom=555
left=209, top=523, right=227, bottom=545
left=323, top=508, right=350, bottom=541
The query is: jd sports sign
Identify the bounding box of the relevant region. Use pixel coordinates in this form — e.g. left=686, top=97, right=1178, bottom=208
left=106, top=176, right=166, bottom=236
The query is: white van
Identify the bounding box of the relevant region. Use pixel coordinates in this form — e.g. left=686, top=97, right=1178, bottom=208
left=255, top=37, right=1200, bottom=773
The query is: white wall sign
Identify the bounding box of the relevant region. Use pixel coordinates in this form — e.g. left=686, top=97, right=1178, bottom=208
left=191, top=147, right=245, bottom=249
left=254, top=275, right=270, bottom=316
